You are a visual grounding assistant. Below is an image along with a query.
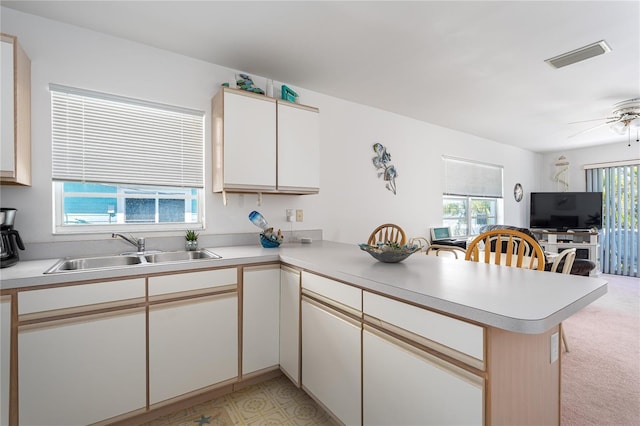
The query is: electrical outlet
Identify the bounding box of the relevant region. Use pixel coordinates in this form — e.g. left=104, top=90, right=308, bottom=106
left=286, top=209, right=295, bottom=222
left=296, top=209, right=304, bottom=222
left=550, top=332, right=559, bottom=363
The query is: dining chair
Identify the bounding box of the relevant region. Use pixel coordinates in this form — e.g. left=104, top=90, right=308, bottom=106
left=426, top=244, right=467, bottom=259
left=408, top=236, right=466, bottom=258
left=465, top=228, right=545, bottom=270
left=549, top=248, right=577, bottom=352
left=368, top=223, right=407, bottom=246
left=549, top=248, right=577, bottom=275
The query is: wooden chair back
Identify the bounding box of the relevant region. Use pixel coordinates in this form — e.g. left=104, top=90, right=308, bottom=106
left=465, top=229, right=545, bottom=270
left=368, top=224, right=407, bottom=246
left=426, top=245, right=467, bottom=259
left=408, top=237, right=430, bottom=252
left=550, top=248, right=577, bottom=274
left=409, top=236, right=466, bottom=259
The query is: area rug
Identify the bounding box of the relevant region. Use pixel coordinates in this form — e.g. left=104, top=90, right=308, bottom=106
left=561, top=274, right=640, bottom=425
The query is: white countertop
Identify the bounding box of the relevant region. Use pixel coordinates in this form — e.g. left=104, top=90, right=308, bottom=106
left=0, top=240, right=607, bottom=334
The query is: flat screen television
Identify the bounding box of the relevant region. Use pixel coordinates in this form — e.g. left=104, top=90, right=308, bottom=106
left=530, top=192, right=603, bottom=230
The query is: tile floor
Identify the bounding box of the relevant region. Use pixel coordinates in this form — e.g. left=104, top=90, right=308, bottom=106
left=143, top=374, right=338, bottom=425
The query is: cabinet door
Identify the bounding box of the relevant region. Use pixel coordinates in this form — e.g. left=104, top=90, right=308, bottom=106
left=363, top=328, right=483, bottom=425
left=302, top=298, right=361, bottom=425
left=149, top=293, right=238, bottom=404
left=18, top=309, right=146, bottom=426
left=0, top=34, right=30, bottom=185
left=277, top=102, right=320, bottom=193
left=1, top=296, right=10, bottom=426
left=279, top=266, right=300, bottom=385
left=243, top=265, right=280, bottom=375
left=220, top=90, right=276, bottom=191
left=1, top=39, right=15, bottom=176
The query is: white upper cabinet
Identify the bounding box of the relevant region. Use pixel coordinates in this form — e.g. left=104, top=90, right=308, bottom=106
left=213, top=88, right=277, bottom=192
left=277, top=101, right=319, bottom=193
left=212, top=87, right=319, bottom=195
left=0, top=33, right=31, bottom=186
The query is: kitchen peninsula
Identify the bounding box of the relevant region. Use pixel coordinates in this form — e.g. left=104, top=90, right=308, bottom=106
left=0, top=240, right=607, bottom=425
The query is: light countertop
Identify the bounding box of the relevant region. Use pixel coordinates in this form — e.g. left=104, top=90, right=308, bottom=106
left=0, top=240, right=607, bottom=334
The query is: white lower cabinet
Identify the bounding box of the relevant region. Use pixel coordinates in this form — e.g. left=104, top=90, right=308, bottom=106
left=18, top=308, right=146, bottom=425
left=242, top=265, right=280, bottom=375
left=301, top=272, right=362, bottom=426
left=17, top=279, right=147, bottom=426
left=363, top=327, right=483, bottom=425
left=149, top=292, right=238, bottom=405
left=279, top=266, right=300, bottom=385
left=1, top=296, right=11, bottom=426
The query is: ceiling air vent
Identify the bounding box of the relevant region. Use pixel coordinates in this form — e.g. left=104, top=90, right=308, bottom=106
left=545, top=40, right=611, bottom=69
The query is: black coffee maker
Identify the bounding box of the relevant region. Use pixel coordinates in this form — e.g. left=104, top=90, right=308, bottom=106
left=1, top=208, right=25, bottom=268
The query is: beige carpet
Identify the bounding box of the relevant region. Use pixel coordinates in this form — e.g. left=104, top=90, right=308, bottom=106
left=561, top=274, right=640, bottom=426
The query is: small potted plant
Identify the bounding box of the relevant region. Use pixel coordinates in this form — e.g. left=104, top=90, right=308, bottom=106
left=185, top=229, right=199, bottom=251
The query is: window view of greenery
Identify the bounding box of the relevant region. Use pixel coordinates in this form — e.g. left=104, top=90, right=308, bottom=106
left=60, top=182, right=199, bottom=226
left=443, top=196, right=498, bottom=237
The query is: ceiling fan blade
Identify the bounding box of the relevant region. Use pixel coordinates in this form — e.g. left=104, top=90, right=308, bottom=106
left=568, top=117, right=616, bottom=124
left=568, top=121, right=616, bottom=138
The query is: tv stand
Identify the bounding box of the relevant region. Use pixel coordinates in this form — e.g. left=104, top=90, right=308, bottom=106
left=531, top=229, right=600, bottom=276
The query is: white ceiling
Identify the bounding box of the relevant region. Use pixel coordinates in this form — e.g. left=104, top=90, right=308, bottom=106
left=4, top=1, right=640, bottom=153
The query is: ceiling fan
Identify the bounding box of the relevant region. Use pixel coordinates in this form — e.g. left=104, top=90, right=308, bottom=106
left=569, top=98, right=640, bottom=139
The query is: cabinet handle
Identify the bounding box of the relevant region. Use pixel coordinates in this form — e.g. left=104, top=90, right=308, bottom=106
left=302, top=295, right=362, bottom=329
left=301, top=289, right=362, bottom=321
left=363, top=314, right=485, bottom=372
left=364, top=325, right=483, bottom=388
left=18, top=306, right=145, bottom=331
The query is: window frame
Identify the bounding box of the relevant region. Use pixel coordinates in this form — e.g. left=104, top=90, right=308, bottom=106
left=443, top=195, right=503, bottom=237
left=53, top=182, right=204, bottom=234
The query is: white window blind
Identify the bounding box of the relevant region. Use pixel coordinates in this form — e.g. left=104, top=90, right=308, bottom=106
left=442, top=156, right=503, bottom=198
left=51, top=84, right=204, bottom=188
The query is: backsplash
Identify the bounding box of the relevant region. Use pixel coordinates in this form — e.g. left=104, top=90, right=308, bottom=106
left=20, top=229, right=323, bottom=261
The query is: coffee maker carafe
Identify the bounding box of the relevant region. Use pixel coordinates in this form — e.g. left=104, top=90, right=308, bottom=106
left=1, top=208, right=25, bottom=268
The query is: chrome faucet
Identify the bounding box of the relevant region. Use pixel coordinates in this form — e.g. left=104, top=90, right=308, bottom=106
left=112, top=233, right=146, bottom=253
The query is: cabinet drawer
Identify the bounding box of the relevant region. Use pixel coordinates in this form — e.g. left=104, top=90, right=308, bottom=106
left=18, top=278, right=145, bottom=315
left=363, top=291, right=484, bottom=365
left=301, top=271, right=361, bottom=311
left=149, top=268, right=237, bottom=296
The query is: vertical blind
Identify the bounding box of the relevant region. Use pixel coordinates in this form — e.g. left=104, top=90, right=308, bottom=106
left=51, top=84, right=204, bottom=188
left=442, top=156, right=503, bottom=197
left=586, top=160, right=639, bottom=276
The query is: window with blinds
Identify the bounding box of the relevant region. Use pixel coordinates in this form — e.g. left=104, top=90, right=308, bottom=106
left=50, top=84, right=205, bottom=233
left=442, top=156, right=504, bottom=237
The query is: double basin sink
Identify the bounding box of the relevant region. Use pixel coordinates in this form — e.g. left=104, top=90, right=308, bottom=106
left=45, top=249, right=222, bottom=274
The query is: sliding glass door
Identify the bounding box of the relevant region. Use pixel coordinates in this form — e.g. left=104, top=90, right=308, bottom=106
left=586, top=162, right=639, bottom=276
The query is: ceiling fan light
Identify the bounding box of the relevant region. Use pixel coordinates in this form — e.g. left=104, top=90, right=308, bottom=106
left=629, top=117, right=640, bottom=129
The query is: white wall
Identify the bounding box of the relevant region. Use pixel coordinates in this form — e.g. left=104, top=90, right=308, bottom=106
left=0, top=7, right=542, bottom=248
left=541, top=143, right=639, bottom=192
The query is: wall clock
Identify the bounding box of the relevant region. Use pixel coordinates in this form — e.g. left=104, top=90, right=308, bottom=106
left=513, top=183, right=523, bottom=202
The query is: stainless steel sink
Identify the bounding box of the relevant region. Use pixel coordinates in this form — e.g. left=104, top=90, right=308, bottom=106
left=45, top=255, right=143, bottom=273
left=44, top=249, right=222, bottom=274
left=144, top=249, right=221, bottom=263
